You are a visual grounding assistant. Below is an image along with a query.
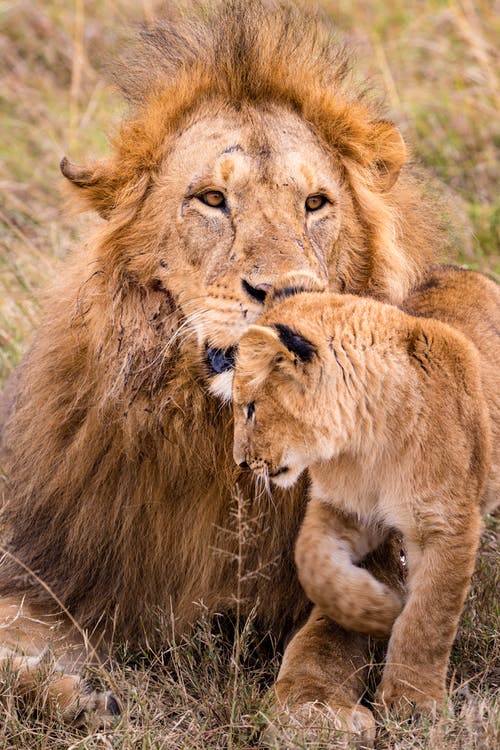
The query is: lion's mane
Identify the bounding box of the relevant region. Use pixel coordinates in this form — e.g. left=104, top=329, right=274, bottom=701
left=0, top=1, right=447, bottom=642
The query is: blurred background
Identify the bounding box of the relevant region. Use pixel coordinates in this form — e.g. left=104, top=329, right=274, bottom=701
left=1, top=1, right=499, bottom=384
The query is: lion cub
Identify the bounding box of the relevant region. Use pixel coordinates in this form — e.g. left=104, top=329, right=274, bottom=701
left=232, top=281, right=499, bottom=711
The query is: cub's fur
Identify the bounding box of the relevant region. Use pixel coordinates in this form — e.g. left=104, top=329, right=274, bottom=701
left=232, top=267, right=499, bottom=711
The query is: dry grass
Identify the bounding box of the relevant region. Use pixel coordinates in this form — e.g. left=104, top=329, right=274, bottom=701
left=0, top=1, right=498, bottom=747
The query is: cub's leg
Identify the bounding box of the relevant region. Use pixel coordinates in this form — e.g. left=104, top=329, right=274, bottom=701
left=263, top=606, right=376, bottom=747
left=295, top=500, right=403, bottom=638
left=0, top=594, right=119, bottom=725
left=377, top=503, right=482, bottom=713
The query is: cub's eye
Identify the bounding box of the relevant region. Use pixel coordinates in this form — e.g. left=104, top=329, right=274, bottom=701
left=198, top=190, right=226, bottom=208
left=305, top=194, right=328, bottom=212
left=247, top=402, right=255, bottom=422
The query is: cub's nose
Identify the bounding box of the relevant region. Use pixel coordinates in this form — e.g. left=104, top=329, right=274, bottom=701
left=233, top=442, right=247, bottom=467
left=242, top=279, right=272, bottom=303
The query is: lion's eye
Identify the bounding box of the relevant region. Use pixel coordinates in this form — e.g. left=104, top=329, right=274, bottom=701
left=247, top=402, right=255, bottom=422
left=305, top=194, right=328, bottom=212
left=198, top=190, right=226, bottom=208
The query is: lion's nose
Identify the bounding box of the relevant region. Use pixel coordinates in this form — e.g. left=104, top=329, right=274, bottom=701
left=242, top=279, right=272, bottom=303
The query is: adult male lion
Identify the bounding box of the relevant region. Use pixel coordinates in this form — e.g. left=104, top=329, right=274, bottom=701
left=0, top=0, right=488, bottom=740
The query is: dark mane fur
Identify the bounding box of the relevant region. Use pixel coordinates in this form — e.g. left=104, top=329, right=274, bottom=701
left=117, top=1, right=351, bottom=109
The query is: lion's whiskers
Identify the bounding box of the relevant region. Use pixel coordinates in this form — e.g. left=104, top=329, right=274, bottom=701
left=152, top=308, right=209, bottom=364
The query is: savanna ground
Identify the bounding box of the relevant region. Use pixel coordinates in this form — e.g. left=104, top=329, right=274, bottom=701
left=0, top=1, right=498, bottom=748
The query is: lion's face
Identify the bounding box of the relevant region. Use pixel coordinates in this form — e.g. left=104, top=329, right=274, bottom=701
left=158, top=105, right=341, bottom=398
left=63, top=92, right=414, bottom=404
left=61, top=4, right=425, bottom=406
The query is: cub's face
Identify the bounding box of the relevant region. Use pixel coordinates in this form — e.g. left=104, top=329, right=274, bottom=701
left=158, top=103, right=340, bottom=398
left=232, top=322, right=332, bottom=488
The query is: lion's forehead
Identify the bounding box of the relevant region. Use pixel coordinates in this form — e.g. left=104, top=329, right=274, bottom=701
left=167, top=107, right=337, bottom=193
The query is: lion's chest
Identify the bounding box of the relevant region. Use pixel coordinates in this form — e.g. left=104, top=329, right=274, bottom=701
left=162, top=468, right=309, bottom=634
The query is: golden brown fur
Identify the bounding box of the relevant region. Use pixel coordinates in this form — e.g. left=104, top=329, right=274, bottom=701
left=232, top=268, right=499, bottom=712
left=0, top=0, right=477, bottom=736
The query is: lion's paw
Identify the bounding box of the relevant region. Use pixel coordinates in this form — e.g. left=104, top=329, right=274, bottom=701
left=47, top=674, right=121, bottom=727
left=75, top=686, right=121, bottom=728
left=261, top=700, right=375, bottom=749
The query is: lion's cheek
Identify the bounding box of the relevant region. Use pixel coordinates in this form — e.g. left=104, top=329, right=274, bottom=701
left=308, top=212, right=341, bottom=269
left=176, top=210, right=234, bottom=271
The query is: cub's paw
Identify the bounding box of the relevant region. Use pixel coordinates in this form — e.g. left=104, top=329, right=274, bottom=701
left=376, top=673, right=445, bottom=720
left=261, top=700, right=376, bottom=748
left=46, top=674, right=121, bottom=727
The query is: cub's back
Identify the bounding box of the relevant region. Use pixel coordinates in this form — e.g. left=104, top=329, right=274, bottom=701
left=404, top=265, right=500, bottom=511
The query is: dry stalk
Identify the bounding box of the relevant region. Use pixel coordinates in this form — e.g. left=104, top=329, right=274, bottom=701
left=69, top=0, right=85, bottom=152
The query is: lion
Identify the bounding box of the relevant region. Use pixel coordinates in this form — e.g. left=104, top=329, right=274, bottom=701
left=0, top=0, right=487, bottom=739
left=232, top=269, right=500, bottom=713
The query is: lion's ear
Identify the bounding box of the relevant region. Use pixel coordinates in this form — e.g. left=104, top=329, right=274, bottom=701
left=370, top=120, right=407, bottom=191
left=60, top=157, right=117, bottom=218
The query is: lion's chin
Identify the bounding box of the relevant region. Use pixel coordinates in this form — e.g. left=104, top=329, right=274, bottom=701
left=207, top=370, right=234, bottom=402
left=204, top=344, right=236, bottom=401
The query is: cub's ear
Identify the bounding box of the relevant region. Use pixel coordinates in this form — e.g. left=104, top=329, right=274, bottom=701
left=237, top=325, right=286, bottom=388
left=239, top=324, right=316, bottom=388
left=242, top=324, right=283, bottom=352
left=60, top=157, right=118, bottom=218
left=370, top=120, right=407, bottom=191
left=273, top=324, right=316, bottom=363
